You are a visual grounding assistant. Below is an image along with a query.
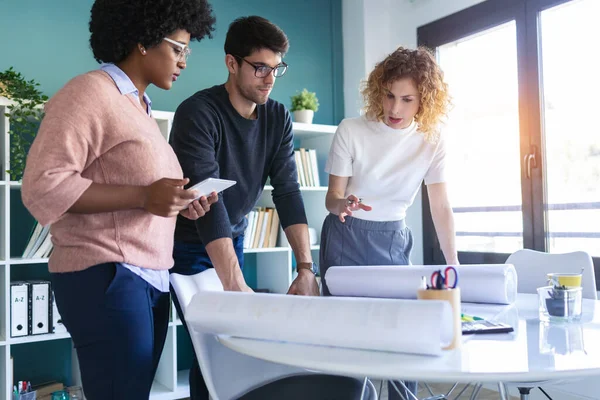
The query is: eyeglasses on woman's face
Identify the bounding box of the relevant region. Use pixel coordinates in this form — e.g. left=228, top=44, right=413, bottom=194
left=163, top=37, right=191, bottom=63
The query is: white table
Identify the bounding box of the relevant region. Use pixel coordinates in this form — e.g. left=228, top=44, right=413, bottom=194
left=219, top=294, right=600, bottom=397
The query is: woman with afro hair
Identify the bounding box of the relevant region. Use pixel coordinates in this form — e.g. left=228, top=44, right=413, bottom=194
left=319, top=47, right=459, bottom=398
left=21, top=1, right=216, bottom=399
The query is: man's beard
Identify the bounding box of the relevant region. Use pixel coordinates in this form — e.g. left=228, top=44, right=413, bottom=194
left=238, top=80, right=269, bottom=106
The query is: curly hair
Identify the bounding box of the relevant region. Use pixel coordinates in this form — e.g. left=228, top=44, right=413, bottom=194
left=89, top=0, right=216, bottom=64
left=361, top=46, right=451, bottom=143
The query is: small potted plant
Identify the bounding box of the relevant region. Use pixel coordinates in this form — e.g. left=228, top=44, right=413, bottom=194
left=290, top=88, right=319, bottom=124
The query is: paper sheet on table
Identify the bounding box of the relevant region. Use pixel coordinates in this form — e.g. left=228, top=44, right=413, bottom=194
left=325, top=264, right=517, bottom=305
left=186, top=291, right=454, bottom=356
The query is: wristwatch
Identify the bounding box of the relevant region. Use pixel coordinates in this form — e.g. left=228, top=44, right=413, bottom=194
left=297, top=262, right=318, bottom=275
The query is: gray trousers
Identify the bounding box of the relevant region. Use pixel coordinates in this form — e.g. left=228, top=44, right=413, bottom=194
left=319, top=213, right=417, bottom=400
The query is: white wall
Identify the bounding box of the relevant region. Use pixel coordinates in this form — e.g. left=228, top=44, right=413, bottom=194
left=392, top=0, right=488, bottom=47
left=342, top=0, right=485, bottom=264
left=342, top=0, right=366, bottom=118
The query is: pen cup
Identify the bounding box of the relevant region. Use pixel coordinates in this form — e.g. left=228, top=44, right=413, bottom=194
left=417, top=287, right=462, bottom=350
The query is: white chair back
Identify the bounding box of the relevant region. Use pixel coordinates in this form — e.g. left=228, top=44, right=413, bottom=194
left=172, top=268, right=223, bottom=309
left=170, top=269, right=310, bottom=400
left=506, top=249, right=597, bottom=299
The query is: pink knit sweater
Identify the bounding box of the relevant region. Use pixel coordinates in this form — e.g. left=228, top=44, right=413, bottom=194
left=21, top=71, right=183, bottom=273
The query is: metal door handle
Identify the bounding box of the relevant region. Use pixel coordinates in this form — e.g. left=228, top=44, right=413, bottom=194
left=523, top=146, right=538, bottom=179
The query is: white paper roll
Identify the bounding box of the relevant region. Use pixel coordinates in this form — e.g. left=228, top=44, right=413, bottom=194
left=187, top=291, right=454, bottom=356
left=325, top=264, right=518, bottom=305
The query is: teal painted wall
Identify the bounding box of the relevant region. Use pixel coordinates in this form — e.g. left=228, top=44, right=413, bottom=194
left=0, top=0, right=344, bottom=124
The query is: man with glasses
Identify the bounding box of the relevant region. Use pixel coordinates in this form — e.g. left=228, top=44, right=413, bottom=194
left=168, top=16, right=349, bottom=400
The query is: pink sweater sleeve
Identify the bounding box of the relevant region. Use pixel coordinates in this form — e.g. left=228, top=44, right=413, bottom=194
left=22, top=113, right=94, bottom=226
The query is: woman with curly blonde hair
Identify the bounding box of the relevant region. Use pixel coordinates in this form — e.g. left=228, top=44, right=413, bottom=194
left=319, top=46, right=459, bottom=398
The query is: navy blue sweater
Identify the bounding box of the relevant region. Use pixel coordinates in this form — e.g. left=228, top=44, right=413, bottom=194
left=170, top=84, right=307, bottom=245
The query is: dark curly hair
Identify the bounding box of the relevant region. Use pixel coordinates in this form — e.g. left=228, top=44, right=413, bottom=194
left=362, top=46, right=451, bottom=143
left=224, top=16, right=289, bottom=59
left=89, top=0, right=216, bottom=64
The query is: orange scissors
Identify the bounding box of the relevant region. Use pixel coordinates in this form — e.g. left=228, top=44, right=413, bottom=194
left=430, top=266, right=458, bottom=289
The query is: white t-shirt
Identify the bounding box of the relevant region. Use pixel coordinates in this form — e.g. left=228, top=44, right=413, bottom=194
left=325, top=115, right=446, bottom=221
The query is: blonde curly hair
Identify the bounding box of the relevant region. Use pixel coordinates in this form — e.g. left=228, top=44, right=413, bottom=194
left=361, top=46, right=451, bottom=143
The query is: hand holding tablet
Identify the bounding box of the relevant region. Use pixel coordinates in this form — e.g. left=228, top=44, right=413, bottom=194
left=188, top=178, right=236, bottom=200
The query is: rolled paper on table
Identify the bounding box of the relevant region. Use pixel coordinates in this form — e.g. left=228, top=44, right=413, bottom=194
left=325, top=264, right=518, bottom=305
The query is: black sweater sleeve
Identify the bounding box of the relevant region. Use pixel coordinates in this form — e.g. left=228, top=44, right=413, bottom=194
left=170, top=96, right=233, bottom=244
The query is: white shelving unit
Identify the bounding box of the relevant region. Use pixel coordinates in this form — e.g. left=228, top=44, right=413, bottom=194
left=0, top=98, right=336, bottom=399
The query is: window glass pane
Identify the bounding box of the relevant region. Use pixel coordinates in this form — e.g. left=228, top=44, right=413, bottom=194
left=437, top=22, right=523, bottom=253
left=540, top=0, right=600, bottom=257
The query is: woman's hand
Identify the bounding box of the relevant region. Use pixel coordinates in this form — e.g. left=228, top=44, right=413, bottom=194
left=338, top=194, right=372, bottom=223
left=326, top=175, right=373, bottom=222
left=142, top=178, right=198, bottom=217
left=180, top=191, right=219, bottom=220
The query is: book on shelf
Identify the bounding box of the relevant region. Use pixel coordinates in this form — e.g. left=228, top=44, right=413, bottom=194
left=294, top=150, right=306, bottom=187
left=251, top=210, right=265, bottom=248
left=243, top=207, right=280, bottom=249
left=309, top=149, right=320, bottom=186
left=22, top=222, right=53, bottom=259
left=260, top=208, right=273, bottom=248
left=294, top=148, right=320, bottom=187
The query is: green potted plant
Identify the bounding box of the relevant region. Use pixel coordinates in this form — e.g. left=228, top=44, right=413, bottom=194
left=0, top=67, right=47, bottom=181
left=290, top=88, right=319, bottom=124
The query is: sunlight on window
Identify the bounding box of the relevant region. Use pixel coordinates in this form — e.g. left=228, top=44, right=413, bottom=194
left=438, top=22, right=523, bottom=253
left=541, top=0, right=600, bottom=256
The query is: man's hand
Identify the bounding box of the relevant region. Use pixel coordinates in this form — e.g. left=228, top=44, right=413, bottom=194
left=287, top=269, right=319, bottom=296
left=223, top=277, right=254, bottom=293
left=180, top=191, right=219, bottom=220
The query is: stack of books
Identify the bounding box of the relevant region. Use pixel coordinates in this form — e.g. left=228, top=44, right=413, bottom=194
left=294, top=148, right=320, bottom=187
left=243, top=207, right=280, bottom=249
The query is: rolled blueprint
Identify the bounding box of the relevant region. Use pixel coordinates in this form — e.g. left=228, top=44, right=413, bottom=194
left=325, top=264, right=518, bottom=305
left=186, top=291, right=454, bottom=356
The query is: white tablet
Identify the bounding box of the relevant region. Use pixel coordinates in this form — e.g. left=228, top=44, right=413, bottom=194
left=189, top=178, right=236, bottom=200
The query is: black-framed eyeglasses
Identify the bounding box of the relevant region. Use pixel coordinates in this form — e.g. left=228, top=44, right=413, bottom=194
left=235, top=56, right=288, bottom=78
